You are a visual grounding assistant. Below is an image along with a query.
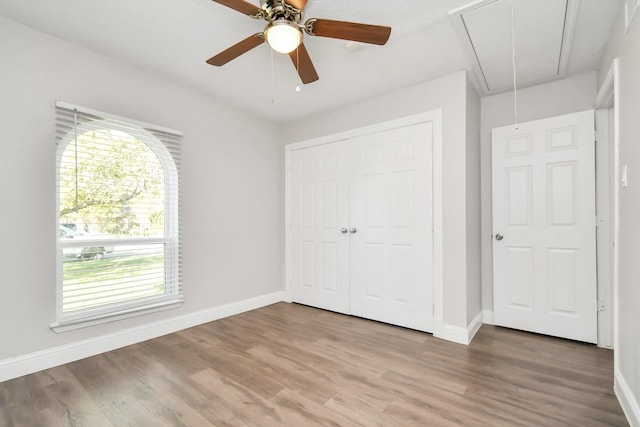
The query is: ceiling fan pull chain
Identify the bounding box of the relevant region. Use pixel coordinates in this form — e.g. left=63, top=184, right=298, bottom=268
left=271, top=48, right=275, bottom=104
left=295, top=47, right=301, bottom=92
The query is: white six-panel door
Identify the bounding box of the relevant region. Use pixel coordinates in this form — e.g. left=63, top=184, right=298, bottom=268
left=290, top=142, right=350, bottom=314
left=492, top=110, right=597, bottom=343
left=290, top=122, right=434, bottom=332
left=349, top=123, right=434, bottom=332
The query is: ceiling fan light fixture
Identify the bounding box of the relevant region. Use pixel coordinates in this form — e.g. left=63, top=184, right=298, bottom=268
left=265, top=20, right=302, bottom=54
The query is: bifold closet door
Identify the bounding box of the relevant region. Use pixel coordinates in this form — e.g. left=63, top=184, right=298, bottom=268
left=290, top=122, right=434, bottom=332
left=290, top=142, right=350, bottom=314
left=349, top=122, right=434, bottom=332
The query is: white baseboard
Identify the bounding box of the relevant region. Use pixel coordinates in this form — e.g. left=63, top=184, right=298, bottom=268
left=0, top=291, right=285, bottom=383
left=438, top=311, right=483, bottom=346
left=615, top=369, right=640, bottom=427
left=437, top=323, right=469, bottom=345
left=482, top=309, right=495, bottom=325
left=468, top=311, right=483, bottom=343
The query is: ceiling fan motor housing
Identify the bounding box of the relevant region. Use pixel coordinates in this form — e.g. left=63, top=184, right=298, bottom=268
left=259, top=0, right=304, bottom=24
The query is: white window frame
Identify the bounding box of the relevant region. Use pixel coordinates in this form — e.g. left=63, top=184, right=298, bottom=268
left=52, top=102, right=182, bottom=332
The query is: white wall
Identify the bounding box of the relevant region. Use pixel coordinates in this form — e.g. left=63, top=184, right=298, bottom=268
left=282, top=71, right=481, bottom=332
left=479, top=72, right=597, bottom=317
left=598, top=7, right=640, bottom=425
left=0, top=17, right=283, bottom=363
left=466, top=78, right=482, bottom=326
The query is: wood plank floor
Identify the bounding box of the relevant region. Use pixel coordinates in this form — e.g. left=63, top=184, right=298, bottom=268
left=0, top=303, right=628, bottom=426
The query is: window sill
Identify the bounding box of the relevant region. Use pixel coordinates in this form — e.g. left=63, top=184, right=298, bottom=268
left=50, top=298, right=184, bottom=333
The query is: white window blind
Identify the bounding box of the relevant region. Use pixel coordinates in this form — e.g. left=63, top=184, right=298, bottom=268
left=53, top=101, right=182, bottom=330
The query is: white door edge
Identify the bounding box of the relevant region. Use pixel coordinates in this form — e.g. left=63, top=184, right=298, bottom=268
left=595, top=58, right=620, bottom=353
left=284, top=109, right=444, bottom=338
left=595, top=108, right=613, bottom=349
left=283, top=146, right=294, bottom=304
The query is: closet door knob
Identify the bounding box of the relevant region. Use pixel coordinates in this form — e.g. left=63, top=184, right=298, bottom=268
left=340, top=227, right=348, bottom=234
left=349, top=227, right=357, bottom=234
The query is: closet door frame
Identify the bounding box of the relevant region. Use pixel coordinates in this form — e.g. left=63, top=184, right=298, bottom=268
left=284, top=110, right=444, bottom=337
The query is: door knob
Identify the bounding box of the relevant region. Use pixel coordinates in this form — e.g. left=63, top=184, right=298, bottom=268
left=495, top=233, right=504, bottom=241
left=340, top=227, right=348, bottom=234
left=349, top=227, right=357, bottom=234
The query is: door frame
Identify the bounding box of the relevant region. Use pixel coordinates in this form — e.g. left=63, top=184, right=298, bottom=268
left=488, top=60, right=620, bottom=348
left=284, top=110, right=444, bottom=337
left=595, top=58, right=620, bottom=351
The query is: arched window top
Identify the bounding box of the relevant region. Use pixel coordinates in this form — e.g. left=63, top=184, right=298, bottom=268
left=58, top=118, right=177, bottom=171
left=58, top=122, right=168, bottom=238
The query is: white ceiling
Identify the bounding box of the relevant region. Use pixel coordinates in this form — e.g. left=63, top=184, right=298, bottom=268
left=0, top=0, right=622, bottom=124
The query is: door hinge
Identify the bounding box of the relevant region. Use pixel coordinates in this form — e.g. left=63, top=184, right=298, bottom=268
left=597, top=301, right=605, bottom=312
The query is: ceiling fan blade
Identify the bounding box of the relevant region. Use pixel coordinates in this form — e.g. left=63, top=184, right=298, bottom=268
left=308, top=19, right=391, bottom=45
left=289, top=43, right=319, bottom=84
left=211, top=0, right=261, bottom=17
left=284, top=0, right=307, bottom=11
left=206, top=33, right=265, bottom=66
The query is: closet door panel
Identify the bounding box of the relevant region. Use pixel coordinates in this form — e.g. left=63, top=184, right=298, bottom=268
left=349, top=123, right=434, bottom=332
left=290, top=143, right=350, bottom=313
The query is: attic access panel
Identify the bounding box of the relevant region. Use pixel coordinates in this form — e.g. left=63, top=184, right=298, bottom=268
left=451, top=0, right=576, bottom=94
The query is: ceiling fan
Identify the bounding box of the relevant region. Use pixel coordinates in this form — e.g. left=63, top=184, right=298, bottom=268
left=206, top=0, right=392, bottom=84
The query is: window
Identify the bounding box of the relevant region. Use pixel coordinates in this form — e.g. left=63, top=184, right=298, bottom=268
left=53, top=102, right=182, bottom=331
